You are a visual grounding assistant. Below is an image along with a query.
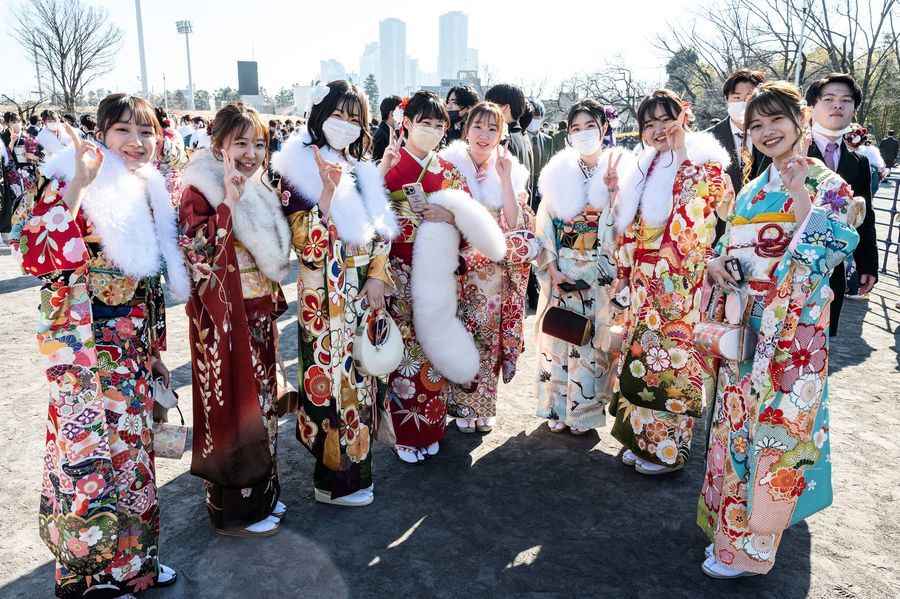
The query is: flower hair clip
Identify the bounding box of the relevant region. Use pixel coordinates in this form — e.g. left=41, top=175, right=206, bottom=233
left=603, top=106, right=620, bottom=129
left=311, top=82, right=331, bottom=107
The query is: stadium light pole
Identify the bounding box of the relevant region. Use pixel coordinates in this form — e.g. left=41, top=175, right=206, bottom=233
left=176, top=20, right=196, bottom=110
left=134, top=0, right=149, bottom=97
left=794, top=0, right=814, bottom=87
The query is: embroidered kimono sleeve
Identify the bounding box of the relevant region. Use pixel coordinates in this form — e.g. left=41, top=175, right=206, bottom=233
left=178, top=186, right=231, bottom=287
left=366, top=237, right=394, bottom=289
left=788, top=175, right=860, bottom=276
left=532, top=200, right=557, bottom=273
left=17, top=178, right=89, bottom=279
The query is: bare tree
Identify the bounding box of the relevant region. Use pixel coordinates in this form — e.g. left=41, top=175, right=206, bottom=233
left=12, top=0, right=123, bottom=112
left=1, top=94, right=46, bottom=122
left=560, top=60, right=652, bottom=129
left=655, top=0, right=900, bottom=122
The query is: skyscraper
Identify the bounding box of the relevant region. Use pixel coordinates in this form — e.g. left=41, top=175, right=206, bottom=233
left=319, top=59, right=347, bottom=84
left=360, top=42, right=380, bottom=84
left=379, top=19, right=406, bottom=97
left=438, top=11, right=468, bottom=80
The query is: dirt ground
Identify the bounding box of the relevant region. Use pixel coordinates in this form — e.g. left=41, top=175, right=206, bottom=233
left=0, top=246, right=898, bottom=598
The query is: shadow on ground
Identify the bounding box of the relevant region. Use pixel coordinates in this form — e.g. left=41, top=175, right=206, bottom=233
left=0, top=419, right=813, bottom=599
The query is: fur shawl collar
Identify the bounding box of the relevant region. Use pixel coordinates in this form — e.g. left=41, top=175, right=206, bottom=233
left=41, top=146, right=191, bottom=300
left=616, top=131, right=731, bottom=234
left=438, top=140, right=529, bottom=208
left=36, top=127, right=68, bottom=157
left=538, top=147, right=635, bottom=222
left=270, top=129, right=397, bottom=245
left=180, top=150, right=291, bottom=283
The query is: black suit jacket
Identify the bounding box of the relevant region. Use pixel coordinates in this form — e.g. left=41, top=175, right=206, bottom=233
left=372, top=122, right=390, bottom=162
left=754, top=140, right=878, bottom=335
left=706, top=118, right=766, bottom=241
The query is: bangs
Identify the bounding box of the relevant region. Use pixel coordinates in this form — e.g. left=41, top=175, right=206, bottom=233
left=336, top=94, right=363, bottom=120
left=97, top=94, right=161, bottom=136
left=410, top=102, right=446, bottom=123
left=638, top=97, right=679, bottom=130
left=746, top=93, right=790, bottom=122
left=469, top=109, right=500, bottom=129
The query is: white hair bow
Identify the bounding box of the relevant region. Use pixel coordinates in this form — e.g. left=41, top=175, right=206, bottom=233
left=311, top=82, right=330, bottom=106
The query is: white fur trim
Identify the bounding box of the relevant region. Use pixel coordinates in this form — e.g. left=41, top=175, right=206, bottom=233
left=538, top=148, right=633, bottom=221
left=615, top=132, right=729, bottom=234
left=855, top=144, right=885, bottom=169
left=410, top=188, right=505, bottom=384
left=180, top=150, right=291, bottom=283
left=36, top=127, right=66, bottom=157
left=271, top=129, right=396, bottom=245
left=439, top=140, right=529, bottom=208
left=41, top=146, right=191, bottom=301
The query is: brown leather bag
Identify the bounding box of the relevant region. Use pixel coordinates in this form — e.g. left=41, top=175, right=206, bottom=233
left=541, top=286, right=594, bottom=346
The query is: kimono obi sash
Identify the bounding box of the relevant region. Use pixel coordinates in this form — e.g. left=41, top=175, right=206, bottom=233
left=724, top=211, right=798, bottom=287
left=552, top=209, right=600, bottom=252
left=389, top=189, right=423, bottom=243
left=84, top=238, right=154, bottom=311
left=558, top=246, right=602, bottom=264
left=234, top=240, right=279, bottom=301
left=635, top=222, right=666, bottom=250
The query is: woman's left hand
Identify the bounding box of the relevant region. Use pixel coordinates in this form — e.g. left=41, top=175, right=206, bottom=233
left=604, top=151, right=622, bottom=195
left=423, top=204, right=455, bottom=225
left=150, top=356, right=171, bottom=388
left=360, top=278, right=386, bottom=310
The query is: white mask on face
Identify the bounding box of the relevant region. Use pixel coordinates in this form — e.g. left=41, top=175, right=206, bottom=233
left=568, top=128, right=602, bottom=156
left=408, top=125, right=444, bottom=153
left=322, top=117, right=361, bottom=151
left=727, top=101, right=747, bottom=125
left=812, top=121, right=852, bottom=138
left=527, top=118, right=543, bottom=134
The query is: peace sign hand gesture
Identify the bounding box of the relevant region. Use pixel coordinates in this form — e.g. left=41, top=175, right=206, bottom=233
left=222, top=152, right=246, bottom=207
left=313, top=145, right=343, bottom=198
left=495, top=145, right=513, bottom=183
left=604, top=151, right=622, bottom=195
left=665, top=104, right=690, bottom=152
left=379, top=126, right=403, bottom=177
left=66, top=123, right=103, bottom=188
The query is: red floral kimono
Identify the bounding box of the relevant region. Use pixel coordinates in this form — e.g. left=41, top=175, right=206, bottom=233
left=178, top=152, right=291, bottom=529
left=384, top=148, right=469, bottom=449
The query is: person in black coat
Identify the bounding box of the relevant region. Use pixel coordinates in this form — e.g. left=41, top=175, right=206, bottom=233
left=705, top=69, right=766, bottom=242
left=879, top=130, right=898, bottom=169
left=445, top=85, right=479, bottom=144
left=372, top=96, right=402, bottom=161
left=754, top=73, right=878, bottom=336
left=485, top=84, right=534, bottom=184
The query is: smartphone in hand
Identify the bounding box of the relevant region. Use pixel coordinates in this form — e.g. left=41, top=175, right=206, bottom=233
left=403, top=183, right=427, bottom=213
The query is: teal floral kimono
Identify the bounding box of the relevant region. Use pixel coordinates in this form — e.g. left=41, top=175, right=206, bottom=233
left=697, top=159, right=859, bottom=574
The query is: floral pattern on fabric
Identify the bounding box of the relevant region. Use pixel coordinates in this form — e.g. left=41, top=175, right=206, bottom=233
left=611, top=159, right=726, bottom=467
left=19, top=178, right=166, bottom=598
left=697, top=161, right=859, bottom=575
left=384, top=150, right=469, bottom=447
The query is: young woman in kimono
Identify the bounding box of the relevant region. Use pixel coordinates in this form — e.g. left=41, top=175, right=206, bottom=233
left=179, top=103, right=291, bottom=536
left=533, top=99, right=632, bottom=435
left=272, top=80, right=397, bottom=507
left=611, top=89, right=731, bottom=474
left=439, top=101, right=536, bottom=433
left=2, top=112, right=38, bottom=237
left=697, top=81, right=860, bottom=578
left=17, top=94, right=190, bottom=598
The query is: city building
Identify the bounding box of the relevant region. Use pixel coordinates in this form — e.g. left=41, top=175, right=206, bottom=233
left=379, top=18, right=406, bottom=97
left=438, top=11, right=468, bottom=81
left=319, top=59, right=348, bottom=84
left=360, top=42, right=380, bottom=84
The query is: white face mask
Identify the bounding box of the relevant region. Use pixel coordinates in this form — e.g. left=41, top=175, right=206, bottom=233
left=727, top=101, right=747, bottom=125
left=322, top=117, right=361, bottom=151
left=568, top=128, right=602, bottom=156
left=408, top=125, right=444, bottom=153
left=527, top=118, right=543, bottom=134
left=812, top=121, right=852, bottom=138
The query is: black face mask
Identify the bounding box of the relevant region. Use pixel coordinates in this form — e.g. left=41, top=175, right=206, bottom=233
left=448, top=110, right=461, bottom=124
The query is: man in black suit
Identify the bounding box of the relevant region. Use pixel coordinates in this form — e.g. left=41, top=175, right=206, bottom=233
left=880, top=130, right=898, bottom=169
left=706, top=69, right=767, bottom=242
left=372, top=96, right=402, bottom=162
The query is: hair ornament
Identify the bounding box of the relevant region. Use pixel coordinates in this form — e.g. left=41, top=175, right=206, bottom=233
left=311, top=81, right=331, bottom=107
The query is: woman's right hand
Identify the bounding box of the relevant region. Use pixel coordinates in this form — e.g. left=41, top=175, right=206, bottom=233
left=706, top=255, right=739, bottom=289
left=378, top=127, right=402, bottom=177
left=313, top=145, right=342, bottom=198
left=66, top=123, right=103, bottom=187
left=548, top=265, right=573, bottom=289
left=222, top=152, right=246, bottom=207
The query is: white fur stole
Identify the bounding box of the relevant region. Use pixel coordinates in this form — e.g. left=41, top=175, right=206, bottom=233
left=439, top=140, right=530, bottom=208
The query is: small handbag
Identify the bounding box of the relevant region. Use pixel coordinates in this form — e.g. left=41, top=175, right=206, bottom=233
left=692, top=286, right=757, bottom=361
left=153, top=406, right=190, bottom=459
left=541, top=287, right=594, bottom=346
left=353, top=307, right=403, bottom=377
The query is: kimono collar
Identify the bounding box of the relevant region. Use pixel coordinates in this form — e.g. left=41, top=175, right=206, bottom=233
left=439, top=140, right=529, bottom=209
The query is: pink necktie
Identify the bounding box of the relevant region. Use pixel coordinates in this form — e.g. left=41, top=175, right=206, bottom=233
left=825, top=142, right=839, bottom=171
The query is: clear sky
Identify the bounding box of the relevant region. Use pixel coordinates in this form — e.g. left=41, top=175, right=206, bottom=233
left=0, top=0, right=693, bottom=98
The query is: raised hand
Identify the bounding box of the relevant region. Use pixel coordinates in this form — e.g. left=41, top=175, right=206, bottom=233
left=495, top=145, right=513, bottom=182
left=65, top=123, right=103, bottom=187
left=379, top=126, right=403, bottom=176
left=313, top=145, right=342, bottom=196
left=604, top=151, right=622, bottom=195
left=665, top=107, right=689, bottom=152
left=222, top=152, right=246, bottom=206
left=781, top=155, right=810, bottom=196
